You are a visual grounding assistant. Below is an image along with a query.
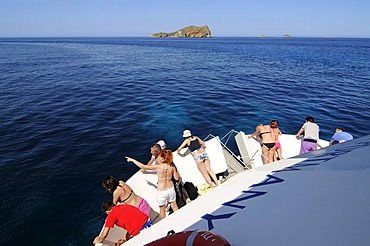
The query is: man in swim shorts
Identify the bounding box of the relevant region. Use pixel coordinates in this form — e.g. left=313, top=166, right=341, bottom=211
left=296, top=116, right=320, bottom=154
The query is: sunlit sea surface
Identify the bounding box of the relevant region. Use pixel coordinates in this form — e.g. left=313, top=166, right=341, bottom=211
left=0, top=37, right=369, bottom=245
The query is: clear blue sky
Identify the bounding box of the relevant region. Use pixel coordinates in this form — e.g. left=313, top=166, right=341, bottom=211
left=1, top=0, right=369, bottom=37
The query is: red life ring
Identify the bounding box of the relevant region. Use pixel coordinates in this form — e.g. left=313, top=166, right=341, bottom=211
left=145, top=230, right=231, bottom=246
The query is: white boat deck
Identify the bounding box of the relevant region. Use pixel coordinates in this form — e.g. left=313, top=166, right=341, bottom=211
left=123, top=135, right=370, bottom=246
left=97, top=132, right=370, bottom=246
left=96, top=136, right=233, bottom=246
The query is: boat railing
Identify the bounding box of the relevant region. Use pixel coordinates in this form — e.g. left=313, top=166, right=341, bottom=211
left=204, top=130, right=249, bottom=174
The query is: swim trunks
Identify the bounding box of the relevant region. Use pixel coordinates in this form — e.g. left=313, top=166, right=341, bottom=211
left=140, top=218, right=152, bottom=231
left=300, top=141, right=317, bottom=154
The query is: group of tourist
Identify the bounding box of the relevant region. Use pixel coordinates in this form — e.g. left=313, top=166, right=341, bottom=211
left=93, top=129, right=219, bottom=245
left=249, top=116, right=353, bottom=165
left=93, top=121, right=354, bottom=244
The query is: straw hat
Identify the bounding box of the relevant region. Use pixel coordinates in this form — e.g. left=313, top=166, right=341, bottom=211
left=183, top=130, right=192, bottom=138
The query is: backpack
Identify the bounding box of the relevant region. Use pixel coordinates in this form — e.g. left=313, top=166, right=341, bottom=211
left=176, top=182, right=187, bottom=208
left=184, top=181, right=199, bottom=200
left=168, top=182, right=187, bottom=214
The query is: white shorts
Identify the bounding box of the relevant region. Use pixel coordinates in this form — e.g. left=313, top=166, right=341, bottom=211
left=157, top=187, right=176, bottom=206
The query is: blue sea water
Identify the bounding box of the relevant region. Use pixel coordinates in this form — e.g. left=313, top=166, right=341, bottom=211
left=0, top=37, right=369, bottom=245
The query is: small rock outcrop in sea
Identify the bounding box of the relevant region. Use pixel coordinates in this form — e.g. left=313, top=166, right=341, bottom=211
left=258, top=34, right=273, bottom=38
left=150, top=25, right=212, bottom=38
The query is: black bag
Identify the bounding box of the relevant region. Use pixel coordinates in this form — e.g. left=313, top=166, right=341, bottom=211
left=184, top=181, right=198, bottom=200
left=168, top=183, right=187, bottom=214
left=176, top=185, right=186, bottom=208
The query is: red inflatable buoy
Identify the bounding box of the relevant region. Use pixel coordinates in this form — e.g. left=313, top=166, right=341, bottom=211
left=145, top=230, right=231, bottom=246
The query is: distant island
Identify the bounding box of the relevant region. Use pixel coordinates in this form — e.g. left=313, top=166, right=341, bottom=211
left=150, top=25, right=212, bottom=38
left=257, top=34, right=294, bottom=38
left=257, top=34, right=340, bottom=38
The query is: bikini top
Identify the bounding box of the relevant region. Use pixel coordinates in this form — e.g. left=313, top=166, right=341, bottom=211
left=188, top=138, right=201, bottom=152
left=157, top=164, right=172, bottom=180
left=121, top=189, right=133, bottom=203
left=158, top=176, right=172, bottom=180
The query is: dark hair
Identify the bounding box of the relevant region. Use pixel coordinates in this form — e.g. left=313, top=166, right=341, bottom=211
left=336, top=127, right=344, bottom=131
left=151, top=143, right=161, bottom=152
left=270, top=120, right=279, bottom=128
left=103, top=176, right=119, bottom=194
left=101, top=200, right=114, bottom=213
left=305, top=116, right=315, bottom=123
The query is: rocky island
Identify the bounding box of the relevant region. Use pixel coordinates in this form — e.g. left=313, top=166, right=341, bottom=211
left=150, top=25, right=212, bottom=38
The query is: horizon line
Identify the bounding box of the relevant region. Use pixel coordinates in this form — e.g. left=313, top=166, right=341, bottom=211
left=1, top=35, right=370, bottom=39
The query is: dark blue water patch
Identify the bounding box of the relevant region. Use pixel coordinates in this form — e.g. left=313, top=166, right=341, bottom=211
left=0, top=37, right=370, bottom=245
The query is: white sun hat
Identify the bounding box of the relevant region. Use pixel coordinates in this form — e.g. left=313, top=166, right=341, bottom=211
left=157, top=140, right=166, bottom=149
left=183, top=130, right=192, bottom=138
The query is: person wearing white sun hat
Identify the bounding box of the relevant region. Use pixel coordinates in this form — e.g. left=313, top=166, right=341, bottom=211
left=176, top=130, right=219, bottom=188
left=157, top=140, right=166, bottom=150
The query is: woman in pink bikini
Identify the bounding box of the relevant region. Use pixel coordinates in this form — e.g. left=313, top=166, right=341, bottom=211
left=103, top=176, right=151, bottom=216
left=126, top=149, right=180, bottom=219
left=270, top=120, right=283, bottom=161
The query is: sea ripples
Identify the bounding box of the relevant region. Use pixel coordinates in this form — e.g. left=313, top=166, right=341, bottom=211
left=0, top=37, right=369, bottom=245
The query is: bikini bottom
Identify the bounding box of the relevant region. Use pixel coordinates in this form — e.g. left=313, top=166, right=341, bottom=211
left=262, top=142, right=275, bottom=149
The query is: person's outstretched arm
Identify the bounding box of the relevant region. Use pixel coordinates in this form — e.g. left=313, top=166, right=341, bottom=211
left=176, top=139, right=189, bottom=153
left=126, top=157, right=158, bottom=171
left=93, top=227, right=110, bottom=244
left=248, top=126, right=261, bottom=139
left=296, top=127, right=304, bottom=139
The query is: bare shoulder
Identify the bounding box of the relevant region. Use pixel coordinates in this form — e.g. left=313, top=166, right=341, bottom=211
left=195, top=136, right=203, bottom=142
left=113, top=188, right=122, bottom=198
left=119, top=180, right=130, bottom=190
